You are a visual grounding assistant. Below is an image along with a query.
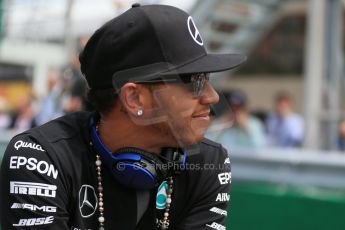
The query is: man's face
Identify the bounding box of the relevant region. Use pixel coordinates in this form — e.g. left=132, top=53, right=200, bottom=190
left=339, top=121, right=345, bottom=138
left=143, top=79, right=219, bottom=147
left=276, top=98, right=292, bottom=117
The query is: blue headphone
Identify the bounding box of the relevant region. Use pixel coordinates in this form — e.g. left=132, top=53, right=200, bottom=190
left=89, top=116, right=186, bottom=190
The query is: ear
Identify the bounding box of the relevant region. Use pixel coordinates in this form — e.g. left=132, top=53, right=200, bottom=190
left=119, top=83, right=147, bottom=116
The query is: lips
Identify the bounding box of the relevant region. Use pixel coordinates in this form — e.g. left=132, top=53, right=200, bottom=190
left=192, top=110, right=211, bottom=121
left=193, top=110, right=210, bottom=118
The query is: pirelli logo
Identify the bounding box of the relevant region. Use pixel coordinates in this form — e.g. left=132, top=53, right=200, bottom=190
left=10, top=181, right=57, bottom=198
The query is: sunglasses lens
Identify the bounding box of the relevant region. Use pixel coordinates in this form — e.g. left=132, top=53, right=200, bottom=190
left=134, top=73, right=210, bottom=97
left=190, top=73, right=209, bottom=97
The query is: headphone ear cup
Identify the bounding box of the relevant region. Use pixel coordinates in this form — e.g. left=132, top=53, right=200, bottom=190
left=115, top=148, right=168, bottom=184
left=90, top=116, right=185, bottom=189
left=108, top=148, right=162, bottom=190
left=90, top=119, right=159, bottom=189
left=111, top=159, right=157, bottom=189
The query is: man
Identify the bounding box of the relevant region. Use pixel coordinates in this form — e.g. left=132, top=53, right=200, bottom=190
left=0, top=4, right=245, bottom=229
left=266, top=91, right=304, bottom=147
left=207, top=90, right=266, bottom=148
left=337, top=119, right=345, bottom=151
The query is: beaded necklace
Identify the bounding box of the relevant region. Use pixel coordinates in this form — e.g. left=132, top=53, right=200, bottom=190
left=90, top=125, right=174, bottom=230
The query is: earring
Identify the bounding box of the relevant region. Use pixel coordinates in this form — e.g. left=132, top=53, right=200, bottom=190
left=137, top=109, right=143, bottom=116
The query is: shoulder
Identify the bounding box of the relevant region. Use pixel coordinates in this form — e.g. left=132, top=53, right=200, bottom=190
left=201, top=138, right=222, bottom=149
left=1, top=111, right=92, bottom=176
left=185, top=138, right=230, bottom=169
left=26, top=111, right=91, bottom=143
left=249, top=116, right=265, bottom=128
left=288, top=113, right=304, bottom=122
left=200, top=138, right=228, bottom=161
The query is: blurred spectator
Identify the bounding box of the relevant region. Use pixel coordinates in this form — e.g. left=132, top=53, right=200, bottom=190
left=207, top=90, right=266, bottom=148
left=266, top=91, right=304, bottom=147
left=34, top=68, right=64, bottom=126
left=337, top=119, right=345, bottom=151
left=62, top=95, right=83, bottom=114
left=206, top=92, right=234, bottom=141
left=62, top=36, right=89, bottom=111
left=9, top=97, right=35, bottom=133
left=33, top=37, right=90, bottom=126
left=0, top=97, right=11, bottom=129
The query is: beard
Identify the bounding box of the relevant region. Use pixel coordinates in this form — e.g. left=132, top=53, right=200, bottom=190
left=151, top=116, right=204, bottom=147
left=145, top=86, right=206, bottom=147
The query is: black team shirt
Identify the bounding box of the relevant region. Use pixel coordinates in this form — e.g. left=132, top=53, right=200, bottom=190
left=0, top=112, right=231, bottom=230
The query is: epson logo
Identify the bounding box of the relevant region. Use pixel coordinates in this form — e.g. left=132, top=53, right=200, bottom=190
left=210, top=207, right=227, bottom=216
left=14, top=140, right=45, bottom=152
left=215, top=193, right=230, bottom=202
left=9, top=156, right=58, bottom=179
left=218, top=172, right=231, bottom=185
left=11, top=203, right=57, bottom=213
left=13, top=216, right=54, bottom=226
left=10, top=181, right=57, bottom=198
left=206, top=222, right=226, bottom=230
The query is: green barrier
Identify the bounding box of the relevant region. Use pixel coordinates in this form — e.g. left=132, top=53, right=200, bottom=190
left=228, top=182, right=345, bottom=230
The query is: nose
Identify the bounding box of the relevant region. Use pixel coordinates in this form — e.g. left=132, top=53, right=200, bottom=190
left=199, top=82, right=219, bottom=105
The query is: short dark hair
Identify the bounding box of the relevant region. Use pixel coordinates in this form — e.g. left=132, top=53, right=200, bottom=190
left=87, top=89, right=118, bottom=114
left=276, top=91, right=292, bottom=103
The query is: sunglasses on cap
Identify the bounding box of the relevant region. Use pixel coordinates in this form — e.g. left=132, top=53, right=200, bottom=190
left=133, top=73, right=210, bottom=98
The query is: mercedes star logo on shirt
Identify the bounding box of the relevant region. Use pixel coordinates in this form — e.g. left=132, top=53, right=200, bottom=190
left=79, top=185, right=98, bottom=218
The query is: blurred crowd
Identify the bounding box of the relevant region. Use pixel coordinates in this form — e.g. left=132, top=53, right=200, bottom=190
left=0, top=38, right=89, bottom=135
left=0, top=45, right=345, bottom=151
left=207, top=89, right=345, bottom=152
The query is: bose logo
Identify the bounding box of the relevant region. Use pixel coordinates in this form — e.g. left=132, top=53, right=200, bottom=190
left=11, top=203, right=57, bottom=213
left=10, top=181, right=57, bottom=198
left=13, top=216, right=54, bottom=226
left=9, top=156, right=58, bottom=179
left=218, top=172, right=231, bottom=185
left=206, top=222, right=226, bottom=230
left=14, top=140, right=45, bottom=152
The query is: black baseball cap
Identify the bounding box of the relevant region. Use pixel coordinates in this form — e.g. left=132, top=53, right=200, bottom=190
left=79, top=3, right=246, bottom=90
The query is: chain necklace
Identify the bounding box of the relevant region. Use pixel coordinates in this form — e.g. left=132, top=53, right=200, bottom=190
left=90, top=124, right=174, bottom=230
left=95, top=154, right=105, bottom=230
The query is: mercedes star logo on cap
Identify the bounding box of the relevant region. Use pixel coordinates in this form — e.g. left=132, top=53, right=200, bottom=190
left=187, top=16, right=203, bottom=46
left=79, top=184, right=98, bottom=218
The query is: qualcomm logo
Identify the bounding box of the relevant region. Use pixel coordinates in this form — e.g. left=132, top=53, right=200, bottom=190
left=187, top=16, right=203, bottom=46
left=14, top=140, right=45, bottom=152
left=79, top=185, right=98, bottom=218
left=156, top=181, right=168, bottom=210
